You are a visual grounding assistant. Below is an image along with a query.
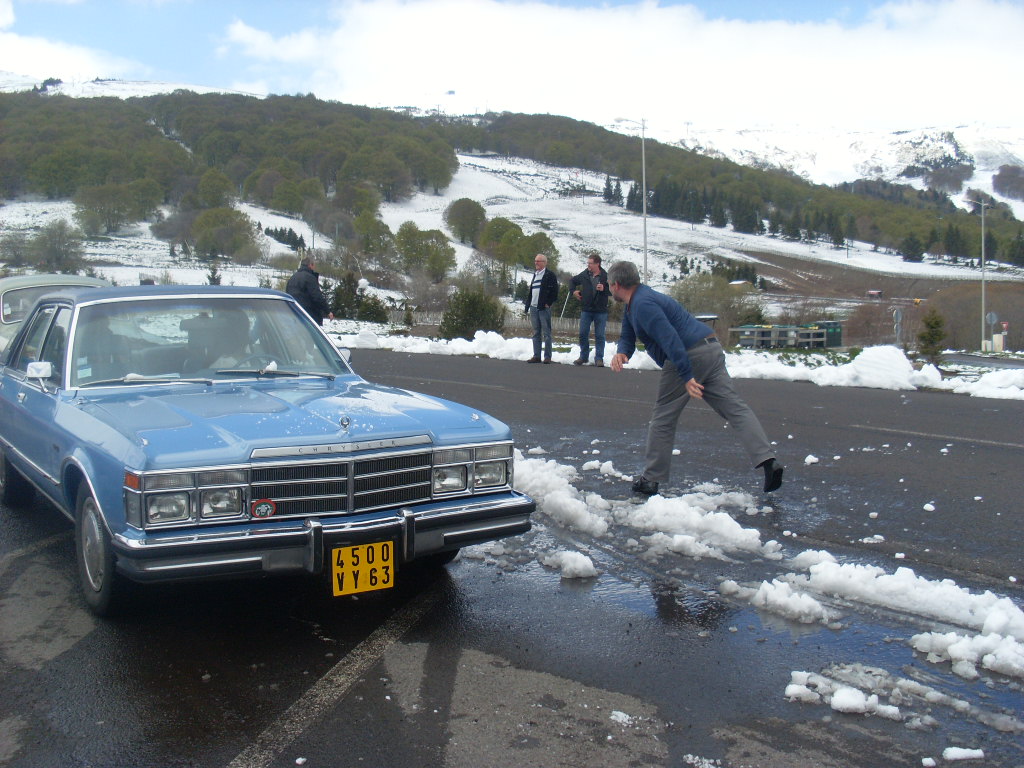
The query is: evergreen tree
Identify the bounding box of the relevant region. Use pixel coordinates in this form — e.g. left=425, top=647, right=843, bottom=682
left=602, top=175, right=613, bottom=203
left=1004, top=228, right=1024, bottom=267
left=983, top=229, right=998, bottom=264
left=783, top=210, right=802, bottom=240
left=917, top=307, right=946, bottom=365
left=710, top=200, right=728, bottom=228
left=844, top=213, right=859, bottom=242
left=331, top=271, right=361, bottom=319
left=612, top=180, right=623, bottom=206
left=684, top=190, right=704, bottom=225
left=900, top=233, right=924, bottom=262
left=830, top=220, right=845, bottom=248
left=943, top=223, right=967, bottom=260
left=207, top=259, right=222, bottom=285
left=438, top=288, right=506, bottom=340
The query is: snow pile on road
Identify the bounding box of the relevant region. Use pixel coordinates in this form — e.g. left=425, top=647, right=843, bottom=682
left=513, top=449, right=1024, bottom=748
left=336, top=328, right=1024, bottom=400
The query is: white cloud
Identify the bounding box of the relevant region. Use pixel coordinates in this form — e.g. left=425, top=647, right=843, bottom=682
left=0, top=0, right=138, bottom=80
left=0, top=31, right=138, bottom=80
left=2, top=0, right=1022, bottom=133
left=210, top=0, right=1024, bottom=133
left=0, top=0, right=13, bottom=29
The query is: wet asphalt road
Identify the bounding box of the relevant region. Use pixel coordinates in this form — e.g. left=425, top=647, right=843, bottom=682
left=1, top=350, right=1022, bottom=767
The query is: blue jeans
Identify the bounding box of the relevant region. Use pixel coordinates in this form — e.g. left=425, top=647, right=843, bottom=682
left=578, top=311, right=607, bottom=362
left=529, top=307, right=552, bottom=359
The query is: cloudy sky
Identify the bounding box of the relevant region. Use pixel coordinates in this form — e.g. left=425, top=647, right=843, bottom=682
left=1, top=0, right=1022, bottom=139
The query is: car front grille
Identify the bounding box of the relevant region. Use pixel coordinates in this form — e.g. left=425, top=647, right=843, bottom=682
left=251, top=451, right=433, bottom=517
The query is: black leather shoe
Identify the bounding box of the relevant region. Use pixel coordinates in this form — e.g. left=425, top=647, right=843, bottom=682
left=761, top=459, right=784, bottom=492
left=631, top=476, right=660, bottom=496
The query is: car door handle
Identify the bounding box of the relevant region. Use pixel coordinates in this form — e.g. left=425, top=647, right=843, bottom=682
left=17, top=392, right=26, bottom=403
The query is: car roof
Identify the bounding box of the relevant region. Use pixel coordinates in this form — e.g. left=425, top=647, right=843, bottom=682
left=40, top=284, right=293, bottom=307
left=0, top=274, right=110, bottom=292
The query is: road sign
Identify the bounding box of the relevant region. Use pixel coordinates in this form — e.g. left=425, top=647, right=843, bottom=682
left=986, top=311, right=998, bottom=325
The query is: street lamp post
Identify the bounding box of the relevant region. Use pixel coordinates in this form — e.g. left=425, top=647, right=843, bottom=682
left=967, top=198, right=989, bottom=350
left=615, top=117, right=648, bottom=283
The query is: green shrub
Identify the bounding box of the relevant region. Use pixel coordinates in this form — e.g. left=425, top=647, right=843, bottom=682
left=356, top=293, right=389, bottom=323
left=439, top=288, right=506, bottom=340
left=917, top=308, right=946, bottom=365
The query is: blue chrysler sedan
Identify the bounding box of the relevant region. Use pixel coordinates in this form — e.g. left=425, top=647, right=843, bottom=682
left=0, top=285, right=534, bottom=615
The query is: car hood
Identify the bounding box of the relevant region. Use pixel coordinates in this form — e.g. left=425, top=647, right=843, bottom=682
left=76, top=377, right=508, bottom=469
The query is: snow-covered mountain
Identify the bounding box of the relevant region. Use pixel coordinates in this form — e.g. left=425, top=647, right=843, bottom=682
left=5, top=71, right=1023, bottom=219
left=2, top=71, right=1023, bottom=287
left=5, top=71, right=1022, bottom=211
left=666, top=123, right=1024, bottom=221
left=0, top=70, right=261, bottom=100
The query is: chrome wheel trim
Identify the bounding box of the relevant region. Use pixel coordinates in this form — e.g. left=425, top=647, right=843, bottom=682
left=81, top=497, right=106, bottom=592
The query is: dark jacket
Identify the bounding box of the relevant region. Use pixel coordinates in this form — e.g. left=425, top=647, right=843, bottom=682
left=523, top=269, right=559, bottom=312
left=617, top=285, right=715, bottom=382
left=569, top=267, right=610, bottom=313
left=286, top=264, right=331, bottom=325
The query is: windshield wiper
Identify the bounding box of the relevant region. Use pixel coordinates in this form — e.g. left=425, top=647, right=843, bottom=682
left=78, top=373, right=213, bottom=387
left=215, top=368, right=336, bottom=380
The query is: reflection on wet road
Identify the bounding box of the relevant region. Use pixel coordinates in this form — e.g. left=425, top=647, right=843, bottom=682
left=1, top=350, right=1021, bottom=767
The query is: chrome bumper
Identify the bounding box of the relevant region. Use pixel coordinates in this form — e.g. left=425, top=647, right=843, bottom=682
left=112, top=491, right=535, bottom=582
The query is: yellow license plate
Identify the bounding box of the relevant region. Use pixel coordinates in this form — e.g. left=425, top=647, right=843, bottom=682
left=331, top=542, right=395, bottom=596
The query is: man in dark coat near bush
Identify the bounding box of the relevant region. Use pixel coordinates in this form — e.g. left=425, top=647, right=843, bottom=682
left=286, top=255, right=333, bottom=325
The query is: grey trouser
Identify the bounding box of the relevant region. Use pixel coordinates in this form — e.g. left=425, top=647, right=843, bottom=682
left=530, top=307, right=553, bottom=359
left=643, top=341, right=774, bottom=483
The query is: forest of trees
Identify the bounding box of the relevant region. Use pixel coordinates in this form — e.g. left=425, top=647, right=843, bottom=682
left=424, top=112, right=1024, bottom=268
left=0, top=90, right=460, bottom=279
left=1, top=90, right=1023, bottom=315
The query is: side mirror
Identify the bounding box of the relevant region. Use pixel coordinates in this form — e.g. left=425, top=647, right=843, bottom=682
left=27, top=361, right=53, bottom=379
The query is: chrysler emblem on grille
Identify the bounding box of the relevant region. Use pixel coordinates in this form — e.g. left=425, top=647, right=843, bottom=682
left=340, top=415, right=351, bottom=430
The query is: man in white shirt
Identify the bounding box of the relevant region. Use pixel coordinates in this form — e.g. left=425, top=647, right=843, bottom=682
left=523, top=253, right=559, bottom=363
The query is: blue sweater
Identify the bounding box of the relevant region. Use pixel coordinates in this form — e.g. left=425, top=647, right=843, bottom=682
left=617, top=285, right=715, bottom=381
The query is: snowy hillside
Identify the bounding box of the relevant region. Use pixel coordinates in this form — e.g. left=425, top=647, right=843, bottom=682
left=4, top=71, right=1023, bottom=228
left=380, top=154, right=1024, bottom=286
left=3, top=154, right=1023, bottom=295
left=0, top=70, right=259, bottom=99
left=669, top=122, right=1024, bottom=221
left=1, top=73, right=1023, bottom=292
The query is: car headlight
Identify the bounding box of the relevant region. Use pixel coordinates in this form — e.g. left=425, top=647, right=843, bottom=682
left=433, top=465, right=468, bottom=493
left=201, top=488, right=243, bottom=518
left=474, top=461, right=507, bottom=488
left=147, top=492, right=191, bottom=524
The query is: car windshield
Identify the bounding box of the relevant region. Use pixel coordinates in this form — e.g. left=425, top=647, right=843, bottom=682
left=70, top=296, right=348, bottom=387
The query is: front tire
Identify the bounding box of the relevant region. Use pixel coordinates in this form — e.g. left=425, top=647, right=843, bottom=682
left=0, top=449, right=34, bottom=508
left=75, top=484, right=126, bottom=617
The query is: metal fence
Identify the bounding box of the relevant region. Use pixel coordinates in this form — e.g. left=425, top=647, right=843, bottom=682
left=387, top=310, right=622, bottom=337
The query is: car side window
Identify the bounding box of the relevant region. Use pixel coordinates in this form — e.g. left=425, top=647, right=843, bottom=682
left=13, top=305, right=56, bottom=373
left=39, top=307, right=71, bottom=381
